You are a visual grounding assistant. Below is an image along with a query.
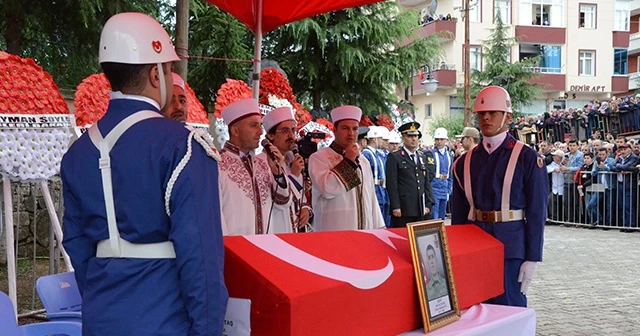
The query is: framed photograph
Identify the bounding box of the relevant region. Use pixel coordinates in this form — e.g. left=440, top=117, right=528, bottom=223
left=407, top=219, right=460, bottom=332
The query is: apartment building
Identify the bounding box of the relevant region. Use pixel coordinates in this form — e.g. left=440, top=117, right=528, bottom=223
left=399, top=0, right=632, bottom=141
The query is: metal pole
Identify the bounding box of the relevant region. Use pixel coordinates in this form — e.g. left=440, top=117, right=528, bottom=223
left=40, top=180, right=73, bottom=271
left=463, top=0, right=471, bottom=127
left=252, top=0, right=263, bottom=100
left=3, top=176, right=17, bottom=318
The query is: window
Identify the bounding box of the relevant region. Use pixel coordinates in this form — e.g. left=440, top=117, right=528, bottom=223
left=469, top=0, right=481, bottom=22
left=424, top=104, right=432, bottom=118
left=494, top=0, right=510, bottom=24
left=614, top=0, right=630, bottom=31
left=637, top=56, right=640, bottom=72
left=470, top=46, right=482, bottom=71
left=519, top=0, right=563, bottom=27
left=579, top=4, right=596, bottom=29
left=519, top=44, right=562, bottom=73
left=579, top=51, right=595, bottom=76
left=614, top=49, right=628, bottom=75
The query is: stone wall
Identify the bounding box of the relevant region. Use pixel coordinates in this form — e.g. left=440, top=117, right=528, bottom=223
left=0, top=177, right=63, bottom=264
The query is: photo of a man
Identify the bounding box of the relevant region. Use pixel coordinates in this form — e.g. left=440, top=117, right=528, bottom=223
left=424, top=244, right=448, bottom=300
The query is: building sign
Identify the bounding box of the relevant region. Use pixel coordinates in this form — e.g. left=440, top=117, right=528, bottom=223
left=568, top=85, right=606, bottom=92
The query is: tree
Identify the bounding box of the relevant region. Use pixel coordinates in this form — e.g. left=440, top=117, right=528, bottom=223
left=0, top=0, right=167, bottom=90
left=262, top=2, right=442, bottom=115
left=425, top=114, right=465, bottom=141
left=187, top=0, right=253, bottom=110
left=467, top=11, right=541, bottom=116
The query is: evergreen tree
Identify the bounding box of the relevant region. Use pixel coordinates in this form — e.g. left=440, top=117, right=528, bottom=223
left=0, top=0, right=167, bottom=89
left=468, top=11, right=541, bottom=115
left=263, top=2, right=443, bottom=115
left=187, top=0, right=253, bottom=110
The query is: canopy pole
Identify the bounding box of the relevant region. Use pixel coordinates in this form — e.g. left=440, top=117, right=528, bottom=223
left=3, top=176, right=17, bottom=318
left=252, top=0, right=263, bottom=100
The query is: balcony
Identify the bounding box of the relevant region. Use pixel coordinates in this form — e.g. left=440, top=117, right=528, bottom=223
left=528, top=71, right=565, bottom=92
left=628, top=72, right=640, bottom=91
left=611, top=75, right=630, bottom=93
left=410, top=65, right=458, bottom=94
left=632, top=0, right=640, bottom=16
left=613, top=31, right=630, bottom=48
left=515, top=26, right=566, bottom=44
left=630, top=32, right=640, bottom=55
left=401, top=20, right=456, bottom=46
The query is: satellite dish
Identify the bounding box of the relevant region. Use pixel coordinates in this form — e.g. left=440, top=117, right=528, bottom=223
left=429, top=0, right=438, bottom=16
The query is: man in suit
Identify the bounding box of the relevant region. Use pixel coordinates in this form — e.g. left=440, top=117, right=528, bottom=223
left=609, top=143, right=639, bottom=231
left=385, top=122, right=434, bottom=227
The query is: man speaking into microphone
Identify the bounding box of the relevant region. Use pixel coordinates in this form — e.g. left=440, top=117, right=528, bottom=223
left=309, top=105, right=385, bottom=231
left=263, top=106, right=312, bottom=233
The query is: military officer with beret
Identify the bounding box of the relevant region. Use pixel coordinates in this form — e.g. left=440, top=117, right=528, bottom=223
left=385, top=121, right=434, bottom=227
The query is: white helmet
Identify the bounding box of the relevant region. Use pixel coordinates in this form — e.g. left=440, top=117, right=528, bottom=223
left=99, top=12, right=180, bottom=65
left=433, top=127, right=448, bottom=139
left=367, top=126, right=381, bottom=139
left=473, top=86, right=512, bottom=114
left=378, top=126, right=390, bottom=140
left=389, top=132, right=401, bottom=144
left=99, top=12, right=180, bottom=109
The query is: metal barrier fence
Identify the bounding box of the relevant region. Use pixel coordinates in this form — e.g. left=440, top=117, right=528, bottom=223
left=546, top=170, right=639, bottom=231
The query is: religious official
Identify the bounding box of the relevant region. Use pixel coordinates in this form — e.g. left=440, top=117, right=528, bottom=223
left=451, top=86, right=548, bottom=307
left=362, top=126, right=390, bottom=227
left=263, top=106, right=312, bottom=233
left=309, top=106, right=385, bottom=231
left=385, top=122, right=434, bottom=227
left=161, top=72, right=188, bottom=123
left=61, top=13, right=228, bottom=335
left=219, top=98, right=291, bottom=235
left=431, top=127, right=453, bottom=220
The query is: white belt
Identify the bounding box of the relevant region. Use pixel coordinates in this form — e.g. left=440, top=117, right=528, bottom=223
left=96, top=238, right=176, bottom=259
left=474, top=209, right=524, bottom=223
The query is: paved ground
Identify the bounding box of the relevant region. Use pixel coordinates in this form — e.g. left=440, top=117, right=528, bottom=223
left=528, top=225, right=640, bottom=336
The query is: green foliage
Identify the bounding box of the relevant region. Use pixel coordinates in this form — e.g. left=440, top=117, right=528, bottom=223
left=0, top=0, right=167, bottom=90
left=425, top=114, right=464, bottom=139
left=187, top=0, right=253, bottom=110
left=263, top=2, right=442, bottom=115
left=467, top=11, right=541, bottom=114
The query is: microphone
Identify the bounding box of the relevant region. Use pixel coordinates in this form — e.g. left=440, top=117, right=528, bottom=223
left=285, top=143, right=298, bottom=164
left=289, top=143, right=299, bottom=155
left=261, top=139, right=277, bottom=161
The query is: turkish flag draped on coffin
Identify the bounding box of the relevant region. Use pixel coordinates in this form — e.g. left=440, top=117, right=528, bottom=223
left=224, top=225, right=504, bottom=335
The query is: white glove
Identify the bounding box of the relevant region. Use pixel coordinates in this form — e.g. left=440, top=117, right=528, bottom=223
left=518, top=261, right=537, bottom=295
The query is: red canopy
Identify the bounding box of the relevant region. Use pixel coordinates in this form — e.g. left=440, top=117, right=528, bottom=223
left=205, top=0, right=382, bottom=33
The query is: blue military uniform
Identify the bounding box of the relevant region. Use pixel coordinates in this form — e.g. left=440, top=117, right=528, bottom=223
left=431, top=147, right=453, bottom=219
left=362, top=146, right=390, bottom=227
left=451, top=134, right=548, bottom=307
left=61, top=96, right=228, bottom=335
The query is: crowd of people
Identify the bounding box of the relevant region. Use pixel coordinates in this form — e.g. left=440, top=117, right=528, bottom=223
left=507, top=96, right=640, bottom=145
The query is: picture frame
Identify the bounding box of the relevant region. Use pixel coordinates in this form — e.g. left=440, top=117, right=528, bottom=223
left=407, top=219, right=460, bottom=332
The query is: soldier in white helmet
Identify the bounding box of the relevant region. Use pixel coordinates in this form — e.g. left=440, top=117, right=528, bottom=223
left=431, top=127, right=453, bottom=219
left=450, top=86, right=548, bottom=307
left=61, top=12, right=228, bottom=335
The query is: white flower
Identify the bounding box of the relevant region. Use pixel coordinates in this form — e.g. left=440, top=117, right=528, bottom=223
left=268, top=95, right=294, bottom=111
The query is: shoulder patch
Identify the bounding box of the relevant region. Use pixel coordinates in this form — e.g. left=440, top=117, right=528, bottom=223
left=537, top=157, right=544, bottom=168
left=427, top=157, right=435, bottom=165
